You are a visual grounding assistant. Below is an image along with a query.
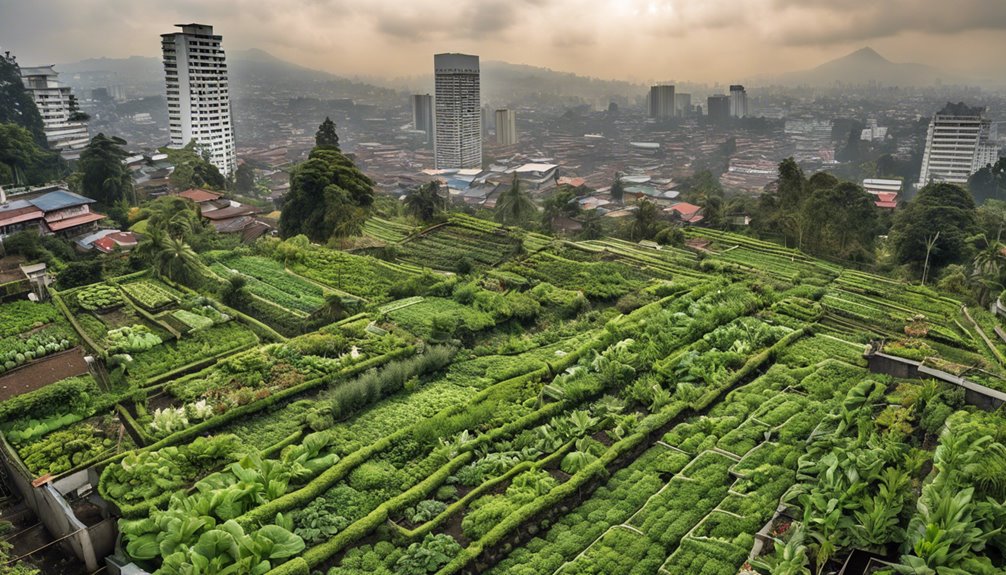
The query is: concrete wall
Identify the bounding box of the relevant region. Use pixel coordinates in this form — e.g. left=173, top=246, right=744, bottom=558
left=864, top=350, right=1006, bottom=411
left=0, top=435, right=111, bottom=571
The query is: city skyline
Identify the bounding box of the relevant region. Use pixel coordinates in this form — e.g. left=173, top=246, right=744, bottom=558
left=2, top=0, right=1006, bottom=85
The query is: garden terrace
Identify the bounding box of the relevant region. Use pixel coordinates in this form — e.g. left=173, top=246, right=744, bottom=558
left=361, top=217, right=415, bottom=244
left=287, top=243, right=430, bottom=303
left=394, top=213, right=543, bottom=273
left=3, top=227, right=1006, bottom=575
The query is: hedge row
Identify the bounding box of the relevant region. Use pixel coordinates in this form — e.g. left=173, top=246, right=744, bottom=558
left=432, top=327, right=806, bottom=575
left=75, top=345, right=415, bottom=480
left=393, top=440, right=576, bottom=542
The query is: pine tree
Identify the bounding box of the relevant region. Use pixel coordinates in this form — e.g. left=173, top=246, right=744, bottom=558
left=315, top=117, right=340, bottom=149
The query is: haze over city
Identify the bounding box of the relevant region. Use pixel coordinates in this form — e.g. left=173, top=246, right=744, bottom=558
left=3, top=0, right=1006, bottom=84
left=2, top=2, right=1006, bottom=575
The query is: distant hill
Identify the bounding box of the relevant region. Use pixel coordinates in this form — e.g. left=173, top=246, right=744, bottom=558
left=57, top=49, right=400, bottom=103
left=775, top=47, right=960, bottom=87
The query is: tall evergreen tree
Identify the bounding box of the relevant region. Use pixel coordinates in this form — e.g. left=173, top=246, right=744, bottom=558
left=78, top=133, right=134, bottom=205
left=0, top=52, right=47, bottom=147
left=315, top=117, right=340, bottom=149
left=280, top=147, right=374, bottom=242
left=610, top=174, right=625, bottom=204
left=235, top=162, right=256, bottom=195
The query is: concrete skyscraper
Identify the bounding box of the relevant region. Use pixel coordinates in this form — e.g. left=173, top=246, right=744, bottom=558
left=161, top=23, right=237, bottom=176
left=434, top=53, right=481, bottom=169
left=674, top=93, right=692, bottom=117
left=648, top=85, right=676, bottom=119
left=707, top=95, right=730, bottom=123
left=729, top=85, right=748, bottom=118
left=19, top=65, right=90, bottom=160
left=918, top=102, right=1000, bottom=186
left=495, top=109, right=517, bottom=146
left=412, top=94, right=433, bottom=145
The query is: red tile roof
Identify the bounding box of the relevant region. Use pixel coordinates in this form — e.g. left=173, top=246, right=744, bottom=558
left=875, top=200, right=898, bottom=209
left=0, top=206, right=43, bottom=227
left=179, top=188, right=222, bottom=203
left=668, top=202, right=702, bottom=216
left=46, top=212, right=105, bottom=231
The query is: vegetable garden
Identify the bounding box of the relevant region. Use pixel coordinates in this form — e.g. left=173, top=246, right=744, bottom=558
left=2, top=222, right=1006, bottom=575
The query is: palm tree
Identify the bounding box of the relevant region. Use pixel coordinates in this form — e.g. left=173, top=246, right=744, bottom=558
left=969, top=232, right=1006, bottom=305
left=137, top=229, right=203, bottom=285
left=495, top=174, right=536, bottom=226
left=404, top=181, right=446, bottom=222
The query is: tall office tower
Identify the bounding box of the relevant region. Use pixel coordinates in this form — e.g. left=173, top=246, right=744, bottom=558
left=411, top=94, right=433, bottom=144
left=495, top=109, right=517, bottom=146
left=161, top=23, right=237, bottom=176
left=707, top=94, right=730, bottom=123
left=19, top=65, right=90, bottom=160
left=434, top=53, right=481, bottom=169
left=918, top=102, right=1000, bottom=186
left=729, top=85, right=747, bottom=118
left=648, top=85, right=675, bottom=119
left=674, top=93, right=692, bottom=117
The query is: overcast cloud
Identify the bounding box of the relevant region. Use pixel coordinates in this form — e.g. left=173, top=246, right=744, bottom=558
left=1, top=0, right=1004, bottom=82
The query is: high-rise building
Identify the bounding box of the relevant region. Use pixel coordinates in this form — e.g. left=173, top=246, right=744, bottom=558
left=674, top=93, right=692, bottom=117
left=495, top=109, right=517, bottom=146
left=19, top=65, right=90, bottom=160
left=918, top=103, right=1000, bottom=187
left=411, top=94, right=433, bottom=144
left=434, top=53, right=481, bottom=169
left=648, top=85, right=675, bottom=119
left=161, top=23, right=237, bottom=176
left=729, top=85, right=747, bottom=118
left=707, top=95, right=730, bottom=123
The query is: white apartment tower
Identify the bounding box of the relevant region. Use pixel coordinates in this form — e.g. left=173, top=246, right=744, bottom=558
left=495, top=109, right=517, bottom=146
left=411, top=94, right=433, bottom=145
left=918, top=103, right=1000, bottom=187
left=161, top=23, right=237, bottom=176
left=434, top=53, right=481, bottom=169
left=649, top=85, right=675, bottom=119
left=19, top=66, right=90, bottom=160
left=729, top=85, right=748, bottom=118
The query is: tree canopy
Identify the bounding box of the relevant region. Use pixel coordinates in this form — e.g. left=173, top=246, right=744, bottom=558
left=0, top=53, right=47, bottom=147
left=0, top=123, right=63, bottom=185
left=280, top=147, right=374, bottom=242
left=494, top=174, right=536, bottom=226
left=315, top=117, right=340, bottom=149
left=890, top=182, right=977, bottom=277
left=968, top=158, right=1006, bottom=204
left=755, top=158, right=880, bottom=262
left=404, top=181, right=446, bottom=222
left=161, top=141, right=226, bottom=191
left=78, top=133, right=134, bottom=205
left=235, top=162, right=256, bottom=195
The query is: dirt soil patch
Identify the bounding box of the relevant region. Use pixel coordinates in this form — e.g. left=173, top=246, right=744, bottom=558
left=0, top=348, right=88, bottom=402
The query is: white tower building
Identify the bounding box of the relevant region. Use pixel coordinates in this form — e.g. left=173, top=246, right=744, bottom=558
left=918, top=103, right=1000, bottom=187
left=19, top=65, right=90, bottom=160
left=729, top=85, right=748, bottom=118
left=161, top=23, right=237, bottom=176
left=434, top=53, right=481, bottom=169
left=495, top=109, right=517, bottom=146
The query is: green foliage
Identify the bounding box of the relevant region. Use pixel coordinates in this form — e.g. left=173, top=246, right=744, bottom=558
left=405, top=182, right=446, bottom=222
left=75, top=282, right=122, bottom=310
left=890, top=182, right=978, bottom=277
left=0, top=123, right=63, bottom=185
left=160, top=141, right=226, bottom=191
left=280, top=147, right=374, bottom=242
left=0, top=54, right=47, bottom=147
left=315, top=117, right=340, bottom=149
left=78, top=133, right=134, bottom=204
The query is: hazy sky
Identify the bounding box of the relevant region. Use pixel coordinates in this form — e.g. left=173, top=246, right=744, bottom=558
left=2, top=0, right=1005, bottom=83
